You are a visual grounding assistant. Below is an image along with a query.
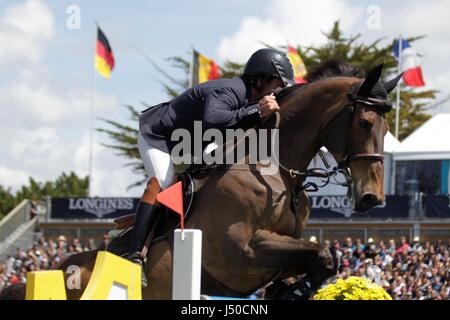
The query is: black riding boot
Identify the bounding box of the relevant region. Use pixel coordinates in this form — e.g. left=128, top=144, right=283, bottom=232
left=126, top=201, right=160, bottom=288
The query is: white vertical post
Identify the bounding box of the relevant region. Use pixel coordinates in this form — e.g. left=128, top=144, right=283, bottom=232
left=395, top=35, right=403, bottom=140
left=172, top=229, right=202, bottom=300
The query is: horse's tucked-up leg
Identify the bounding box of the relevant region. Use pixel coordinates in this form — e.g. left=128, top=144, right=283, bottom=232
left=246, top=229, right=337, bottom=299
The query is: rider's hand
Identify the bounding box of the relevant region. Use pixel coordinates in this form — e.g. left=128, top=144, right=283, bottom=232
left=258, top=93, right=279, bottom=119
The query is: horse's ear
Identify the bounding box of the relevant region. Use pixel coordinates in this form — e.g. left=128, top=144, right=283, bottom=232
left=384, top=72, right=404, bottom=94
left=357, top=64, right=384, bottom=96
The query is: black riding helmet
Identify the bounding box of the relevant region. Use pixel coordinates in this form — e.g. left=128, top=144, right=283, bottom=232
left=243, top=48, right=296, bottom=87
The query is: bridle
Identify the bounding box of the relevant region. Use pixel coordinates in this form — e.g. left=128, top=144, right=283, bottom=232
left=337, top=91, right=393, bottom=169
left=282, top=86, right=393, bottom=199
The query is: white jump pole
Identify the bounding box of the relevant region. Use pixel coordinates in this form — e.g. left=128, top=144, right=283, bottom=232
left=172, top=229, right=202, bottom=300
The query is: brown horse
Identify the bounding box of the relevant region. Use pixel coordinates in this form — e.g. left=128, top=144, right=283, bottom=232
left=0, top=63, right=401, bottom=300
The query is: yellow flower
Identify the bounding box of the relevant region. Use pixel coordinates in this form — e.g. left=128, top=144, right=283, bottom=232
left=313, top=276, right=392, bottom=300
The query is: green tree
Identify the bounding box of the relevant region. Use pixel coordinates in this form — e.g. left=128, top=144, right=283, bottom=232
left=0, top=186, right=17, bottom=219
left=98, top=21, right=436, bottom=189
left=290, top=21, right=436, bottom=140
left=0, top=171, right=89, bottom=218
left=51, top=172, right=89, bottom=197
left=14, top=171, right=89, bottom=201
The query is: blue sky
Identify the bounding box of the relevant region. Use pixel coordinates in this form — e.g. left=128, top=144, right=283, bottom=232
left=1, top=0, right=449, bottom=197
left=20, top=0, right=274, bottom=107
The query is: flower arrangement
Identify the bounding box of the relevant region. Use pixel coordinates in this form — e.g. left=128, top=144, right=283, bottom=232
left=313, top=276, right=392, bottom=300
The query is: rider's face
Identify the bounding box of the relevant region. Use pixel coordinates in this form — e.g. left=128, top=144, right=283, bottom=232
left=265, top=78, right=284, bottom=93
left=255, top=78, right=284, bottom=99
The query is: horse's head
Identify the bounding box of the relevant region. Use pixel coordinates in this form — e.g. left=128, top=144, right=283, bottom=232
left=322, top=65, right=402, bottom=212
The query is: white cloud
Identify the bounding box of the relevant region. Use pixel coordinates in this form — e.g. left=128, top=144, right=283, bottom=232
left=217, top=0, right=364, bottom=63
left=1, top=127, right=142, bottom=197
left=218, top=0, right=450, bottom=115
left=0, top=79, right=119, bottom=129
left=73, top=134, right=142, bottom=197
left=361, top=0, right=450, bottom=112
left=0, top=0, right=54, bottom=69
left=89, top=150, right=143, bottom=197
left=0, top=0, right=141, bottom=197
left=0, top=166, right=30, bottom=191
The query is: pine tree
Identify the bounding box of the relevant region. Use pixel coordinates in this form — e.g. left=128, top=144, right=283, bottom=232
left=293, top=21, right=436, bottom=141
left=98, top=21, right=436, bottom=189
left=0, top=171, right=89, bottom=218
left=0, top=186, right=17, bottom=219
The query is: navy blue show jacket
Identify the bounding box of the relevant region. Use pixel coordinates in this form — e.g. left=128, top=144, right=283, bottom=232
left=139, top=77, right=261, bottom=153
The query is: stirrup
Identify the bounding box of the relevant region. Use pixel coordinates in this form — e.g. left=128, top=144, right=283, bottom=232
left=126, top=252, right=148, bottom=288
left=126, top=252, right=144, bottom=264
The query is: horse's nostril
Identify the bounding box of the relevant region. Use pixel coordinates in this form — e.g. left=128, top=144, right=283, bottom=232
left=360, top=193, right=381, bottom=209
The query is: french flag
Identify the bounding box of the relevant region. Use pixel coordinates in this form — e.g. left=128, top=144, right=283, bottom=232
left=392, top=38, right=425, bottom=87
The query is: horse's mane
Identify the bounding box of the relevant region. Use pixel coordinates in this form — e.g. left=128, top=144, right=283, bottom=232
left=304, top=60, right=363, bottom=83
left=277, top=60, right=363, bottom=102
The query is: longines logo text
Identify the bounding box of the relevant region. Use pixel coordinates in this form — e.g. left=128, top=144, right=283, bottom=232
left=69, top=198, right=134, bottom=218
left=311, top=196, right=386, bottom=217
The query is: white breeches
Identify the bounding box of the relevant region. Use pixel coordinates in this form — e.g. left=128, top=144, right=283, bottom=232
left=138, top=132, right=175, bottom=189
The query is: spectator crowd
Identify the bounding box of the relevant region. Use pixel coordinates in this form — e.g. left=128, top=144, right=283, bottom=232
left=1, top=235, right=449, bottom=300
left=0, top=236, right=98, bottom=292
left=326, top=236, right=450, bottom=300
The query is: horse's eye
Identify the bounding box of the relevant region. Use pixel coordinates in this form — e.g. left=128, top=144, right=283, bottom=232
left=359, top=119, right=372, bottom=130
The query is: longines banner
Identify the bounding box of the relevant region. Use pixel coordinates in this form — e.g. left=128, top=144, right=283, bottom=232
left=308, top=195, right=410, bottom=219
left=424, top=195, right=450, bottom=218
left=51, top=198, right=140, bottom=219
left=51, top=196, right=411, bottom=220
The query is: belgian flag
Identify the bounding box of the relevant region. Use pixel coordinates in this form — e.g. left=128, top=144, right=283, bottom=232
left=191, top=50, right=220, bottom=86
left=95, top=26, right=115, bottom=80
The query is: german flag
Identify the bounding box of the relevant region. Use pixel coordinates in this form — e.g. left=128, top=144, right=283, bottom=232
left=192, top=50, right=220, bottom=86
left=287, top=45, right=307, bottom=84
left=95, top=26, right=115, bottom=80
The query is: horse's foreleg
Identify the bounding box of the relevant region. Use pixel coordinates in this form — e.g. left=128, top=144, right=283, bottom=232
left=143, top=240, right=174, bottom=300
left=247, top=229, right=337, bottom=284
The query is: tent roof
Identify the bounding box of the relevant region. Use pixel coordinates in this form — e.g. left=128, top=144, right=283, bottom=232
left=384, top=131, right=400, bottom=153
left=393, top=113, right=450, bottom=160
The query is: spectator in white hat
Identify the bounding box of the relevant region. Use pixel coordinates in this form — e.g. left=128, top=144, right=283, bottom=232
left=412, top=236, right=422, bottom=252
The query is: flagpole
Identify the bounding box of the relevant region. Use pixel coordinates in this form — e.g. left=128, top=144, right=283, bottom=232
left=395, top=35, right=402, bottom=140
left=88, top=23, right=98, bottom=197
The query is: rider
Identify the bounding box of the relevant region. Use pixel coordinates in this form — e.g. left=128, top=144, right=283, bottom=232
left=126, top=48, right=295, bottom=287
